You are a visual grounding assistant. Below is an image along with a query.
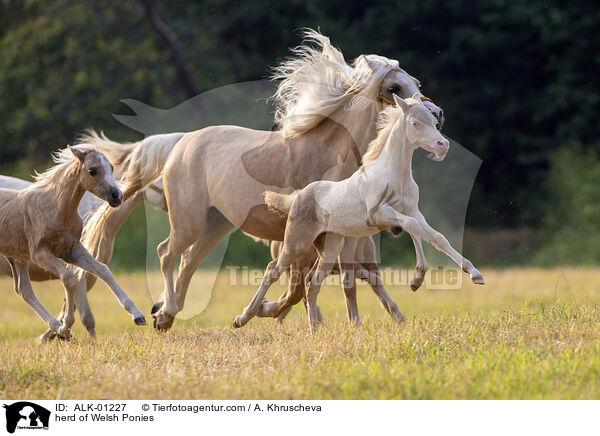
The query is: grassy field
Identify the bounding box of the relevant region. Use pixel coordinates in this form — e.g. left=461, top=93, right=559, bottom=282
left=1, top=267, right=600, bottom=399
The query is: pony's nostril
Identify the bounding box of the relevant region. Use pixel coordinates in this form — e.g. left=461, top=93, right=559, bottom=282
left=437, top=140, right=449, bottom=148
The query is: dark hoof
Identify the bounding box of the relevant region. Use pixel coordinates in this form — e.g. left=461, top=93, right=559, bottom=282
left=134, top=315, right=147, bottom=326
left=57, top=330, right=72, bottom=342
left=410, top=278, right=423, bottom=292
left=152, top=310, right=175, bottom=331
left=389, top=226, right=404, bottom=237
left=232, top=316, right=243, bottom=329
left=151, top=300, right=164, bottom=315
left=38, top=329, right=57, bottom=343
left=394, top=312, right=406, bottom=323
left=472, top=275, right=485, bottom=285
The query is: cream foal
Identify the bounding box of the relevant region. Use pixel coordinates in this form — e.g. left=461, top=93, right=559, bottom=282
left=0, top=146, right=146, bottom=338
left=234, top=95, right=484, bottom=332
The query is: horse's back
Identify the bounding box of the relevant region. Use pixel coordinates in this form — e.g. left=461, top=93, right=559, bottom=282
left=0, top=175, right=31, bottom=191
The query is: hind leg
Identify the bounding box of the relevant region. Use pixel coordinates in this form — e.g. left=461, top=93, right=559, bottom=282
left=233, top=222, right=318, bottom=328
left=151, top=210, right=234, bottom=319
left=306, top=233, right=345, bottom=333
left=258, top=251, right=312, bottom=318
left=153, top=195, right=209, bottom=331
left=154, top=230, right=201, bottom=331
left=339, top=237, right=361, bottom=325
left=232, top=258, right=290, bottom=328
left=8, top=259, right=63, bottom=334
left=355, top=236, right=405, bottom=322
left=233, top=245, right=313, bottom=328
left=259, top=244, right=325, bottom=323
left=356, top=263, right=405, bottom=323
left=174, top=211, right=234, bottom=311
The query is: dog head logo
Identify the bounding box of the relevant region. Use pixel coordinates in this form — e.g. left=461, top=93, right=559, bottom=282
left=3, top=402, right=50, bottom=433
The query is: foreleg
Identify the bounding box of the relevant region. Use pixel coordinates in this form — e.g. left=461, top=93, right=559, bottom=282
left=65, top=242, right=146, bottom=325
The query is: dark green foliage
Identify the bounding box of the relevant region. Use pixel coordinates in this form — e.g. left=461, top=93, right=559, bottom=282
left=536, top=145, right=600, bottom=265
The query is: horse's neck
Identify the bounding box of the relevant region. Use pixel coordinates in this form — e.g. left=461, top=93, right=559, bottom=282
left=325, top=99, right=379, bottom=156
left=378, top=128, right=416, bottom=187
left=51, top=164, right=86, bottom=224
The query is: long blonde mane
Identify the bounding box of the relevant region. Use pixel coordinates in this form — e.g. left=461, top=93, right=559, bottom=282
left=270, top=29, right=401, bottom=138
left=362, top=98, right=435, bottom=165
left=31, top=145, right=96, bottom=187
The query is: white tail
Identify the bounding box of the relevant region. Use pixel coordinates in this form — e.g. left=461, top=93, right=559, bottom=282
left=77, top=129, right=186, bottom=199
left=264, top=190, right=298, bottom=217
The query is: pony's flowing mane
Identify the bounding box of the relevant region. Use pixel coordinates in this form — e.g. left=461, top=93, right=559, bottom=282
left=362, top=98, right=435, bottom=165
left=32, top=145, right=96, bottom=187
left=270, top=29, right=401, bottom=138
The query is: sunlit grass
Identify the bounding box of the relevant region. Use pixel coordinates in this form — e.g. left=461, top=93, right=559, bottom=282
left=1, top=268, right=599, bottom=399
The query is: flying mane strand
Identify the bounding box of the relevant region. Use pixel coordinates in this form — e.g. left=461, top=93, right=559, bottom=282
left=270, top=29, right=398, bottom=138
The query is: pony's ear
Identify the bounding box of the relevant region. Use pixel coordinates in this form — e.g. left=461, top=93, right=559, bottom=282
left=393, top=94, right=409, bottom=112
left=68, top=145, right=86, bottom=163
left=356, top=55, right=374, bottom=73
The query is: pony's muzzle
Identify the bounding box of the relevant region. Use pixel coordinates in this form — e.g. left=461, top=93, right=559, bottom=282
left=108, top=189, right=123, bottom=207
left=422, top=100, right=445, bottom=129
left=433, top=139, right=449, bottom=158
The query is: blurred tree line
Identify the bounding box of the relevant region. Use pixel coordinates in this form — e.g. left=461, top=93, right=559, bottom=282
left=0, top=0, right=599, bottom=268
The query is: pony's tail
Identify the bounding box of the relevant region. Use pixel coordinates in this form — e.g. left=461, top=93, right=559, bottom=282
left=265, top=191, right=297, bottom=218
left=77, top=129, right=185, bottom=201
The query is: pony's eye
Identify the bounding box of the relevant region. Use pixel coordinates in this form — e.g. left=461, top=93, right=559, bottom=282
left=88, top=168, right=97, bottom=176
left=389, top=85, right=401, bottom=94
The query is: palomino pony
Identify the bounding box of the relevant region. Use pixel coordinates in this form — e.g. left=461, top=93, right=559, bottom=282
left=235, top=95, right=484, bottom=332
left=0, top=171, right=168, bottom=340
left=0, top=146, right=146, bottom=338
left=82, top=30, right=444, bottom=330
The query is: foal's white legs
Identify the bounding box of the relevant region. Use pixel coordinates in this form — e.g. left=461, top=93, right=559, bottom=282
left=8, top=259, right=63, bottom=333
left=413, top=212, right=484, bottom=283
left=373, top=205, right=484, bottom=284
left=233, top=258, right=290, bottom=328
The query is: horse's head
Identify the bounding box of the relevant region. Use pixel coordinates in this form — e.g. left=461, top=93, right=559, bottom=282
left=375, top=63, right=444, bottom=129
left=394, top=94, right=449, bottom=159
left=68, top=146, right=123, bottom=207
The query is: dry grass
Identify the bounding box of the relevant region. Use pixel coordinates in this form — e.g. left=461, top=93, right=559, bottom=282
left=1, top=268, right=600, bottom=399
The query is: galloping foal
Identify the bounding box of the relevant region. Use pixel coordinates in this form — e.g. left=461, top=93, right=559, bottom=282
left=0, top=146, right=146, bottom=338
left=234, top=95, right=484, bottom=332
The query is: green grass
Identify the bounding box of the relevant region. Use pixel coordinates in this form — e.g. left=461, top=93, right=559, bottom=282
left=1, top=268, right=600, bottom=399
